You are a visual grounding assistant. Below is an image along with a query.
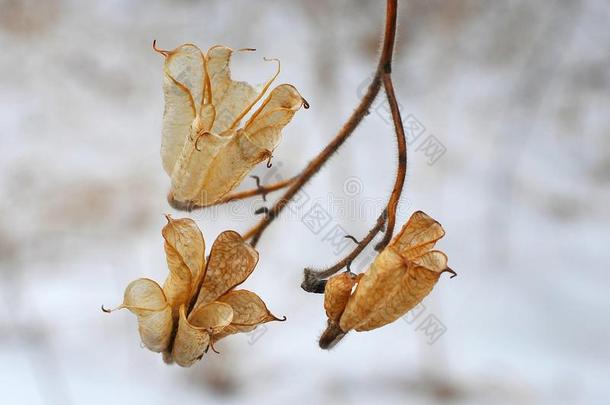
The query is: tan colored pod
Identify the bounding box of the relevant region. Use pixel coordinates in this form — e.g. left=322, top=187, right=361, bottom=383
left=106, top=217, right=285, bottom=366
left=339, top=211, right=450, bottom=333
left=338, top=248, right=406, bottom=332
left=319, top=272, right=358, bottom=349
left=354, top=252, right=448, bottom=331
left=324, top=272, right=358, bottom=322
left=158, top=43, right=305, bottom=208
left=316, top=211, right=453, bottom=349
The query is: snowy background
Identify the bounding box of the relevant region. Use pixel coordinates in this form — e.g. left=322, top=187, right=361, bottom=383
left=1, top=0, right=609, bottom=404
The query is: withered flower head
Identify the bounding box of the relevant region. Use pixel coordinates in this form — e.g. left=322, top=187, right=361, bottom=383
left=319, top=211, right=454, bottom=349
left=104, top=216, right=284, bottom=367
left=155, top=42, right=306, bottom=208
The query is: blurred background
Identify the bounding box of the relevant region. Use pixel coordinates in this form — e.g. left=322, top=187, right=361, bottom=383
left=1, top=0, right=609, bottom=404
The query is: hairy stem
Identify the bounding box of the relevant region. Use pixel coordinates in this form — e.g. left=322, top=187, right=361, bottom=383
left=207, top=177, right=295, bottom=206
left=301, top=210, right=387, bottom=292
left=374, top=73, right=407, bottom=251
left=245, top=0, right=400, bottom=247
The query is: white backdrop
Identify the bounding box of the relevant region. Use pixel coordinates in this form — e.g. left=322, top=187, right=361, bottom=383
left=1, top=0, right=609, bottom=404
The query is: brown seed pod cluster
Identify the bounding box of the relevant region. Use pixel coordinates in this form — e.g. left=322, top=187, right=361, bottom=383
left=104, top=216, right=284, bottom=367
left=156, top=43, right=305, bottom=209
left=105, top=1, right=456, bottom=364
left=319, top=211, right=454, bottom=349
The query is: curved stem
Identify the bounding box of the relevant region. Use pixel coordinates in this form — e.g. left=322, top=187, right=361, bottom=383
left=301, top=210, right=387, bottom=292
left=374, top=73, right=407, bottom=251
left=208, top=177, right=295, bottom=206
left=302, top=76, right=407, bottom=281
left=175, top=177, right=295, bottom=211
left=245, top=0, right=400, bottom=247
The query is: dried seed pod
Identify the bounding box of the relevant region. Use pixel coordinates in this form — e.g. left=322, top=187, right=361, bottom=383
left=324, top=272, right=357, bottom=322
left=106, top=217, right=284, bottom=366
left=340, top=211, right=449, bottom=332
left=338, top=248, right=406, bottom=332
left=352, top=252, right=448, bottom=331
left=158, top=43, right=305, bottom=208
left=319, top=272, right=358, bottom=349
left=319, top=211, right=453, bottom=348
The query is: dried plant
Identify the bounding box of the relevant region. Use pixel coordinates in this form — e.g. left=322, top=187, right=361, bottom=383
left=319, top=211, right=455, bottom=349
left=155, top=43, right=306, bottom=209
left=105, top=0, right=456, bottom=365
left=104, top=216, right=283, bottom=367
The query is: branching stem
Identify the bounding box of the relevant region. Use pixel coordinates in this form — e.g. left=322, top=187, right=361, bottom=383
left=244, top=0, right=403, bottom=249
left=374, top=73, right=407, bottom=251
left=301, top=210, right=387, bottom=292
left=209, top=177, right=294, bottom=206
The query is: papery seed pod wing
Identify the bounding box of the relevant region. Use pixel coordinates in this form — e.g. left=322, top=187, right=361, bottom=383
left=213, top=289, right=284, bottom=341
left=118, top=278, right=173, bottom=352
left=319, top=272, right=358, bottom=349
left=194, top=231, right=259, bottom=307
left=168, top=126, right=229, bottom=208
left=160, top=43, right=305, bottom=208
left=206, top=45, right=260, bottom=133
left=160, top=44, right=206, bottom=175
left=324, top=272, right=357, bottom=322
left=338, top=248, right=406, bottom=332
left=172, top=302, right=233, bottom=367
left=242, top=84, right=304, bottom=152
left=355, top=251, right=448, bottom=331
left=392, top=211, right=445, bottom=260
left=171, top=305, right=211, bottom=367
left=161, top=216, right=206, bottom=310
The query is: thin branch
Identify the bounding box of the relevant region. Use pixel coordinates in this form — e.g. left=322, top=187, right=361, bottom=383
left=302, top=76, right=407, bottom=281
left=298, top=0, right=406, bottom=285
left=245, top=0, right=399, bottom=247
left=301, top=210, right=387, bottom=292
left=174, top=177, right=295, bottom=211
left=208, top=177, right=295, bottom=206
left=374, top=73, right=407, bottom=251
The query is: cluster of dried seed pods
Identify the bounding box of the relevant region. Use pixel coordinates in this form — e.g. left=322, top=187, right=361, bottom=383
left=104, top=217, right=283, bottom=367
left=106, top=0, right=454, bottom=366
left=319, top=211, right=454, bottom=349
left=156, top=42, right=306, bottom=209
left=105, top=41, right=303, bottom=366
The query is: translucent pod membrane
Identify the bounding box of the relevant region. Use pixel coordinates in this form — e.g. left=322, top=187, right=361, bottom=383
left=319, top=211, right=454, bottom=349
left=158, top=43, right=305, bottom=208
left=105, top=216, right=285, bottom=366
